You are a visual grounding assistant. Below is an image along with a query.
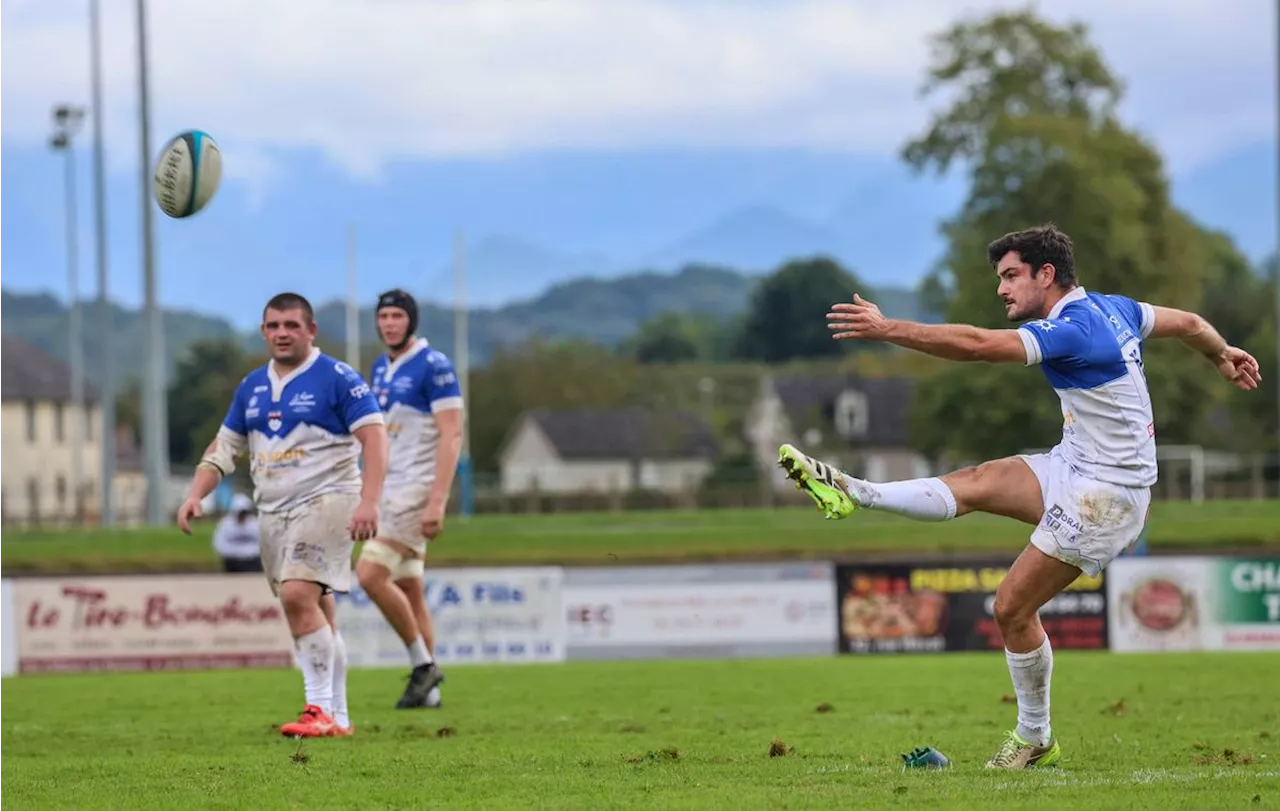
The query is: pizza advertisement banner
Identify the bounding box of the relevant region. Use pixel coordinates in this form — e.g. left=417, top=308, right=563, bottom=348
left=836, top=559, right=1107, bottom=654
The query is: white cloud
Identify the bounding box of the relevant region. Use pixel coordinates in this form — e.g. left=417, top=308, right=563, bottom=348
left=1, top=0, right=1273, bottom=184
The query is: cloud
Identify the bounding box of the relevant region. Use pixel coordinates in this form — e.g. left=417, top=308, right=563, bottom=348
left=1, top=0, right=1273, bottom=184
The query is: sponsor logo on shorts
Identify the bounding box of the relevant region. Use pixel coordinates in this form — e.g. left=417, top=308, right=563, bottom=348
left=1043, top=503, right=1084, bottom=541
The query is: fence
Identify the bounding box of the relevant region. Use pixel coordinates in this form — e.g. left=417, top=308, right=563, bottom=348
left=4, top=554, right=1276, bottom=677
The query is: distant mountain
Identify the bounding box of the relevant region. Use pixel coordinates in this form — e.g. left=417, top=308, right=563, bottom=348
left=424, top=235, right=617, bottom=308
left=0, top=290, right=240, bottom=391
left=2, top=266, right=926, bottom=387
left=642, top=205, right=857, bottom=273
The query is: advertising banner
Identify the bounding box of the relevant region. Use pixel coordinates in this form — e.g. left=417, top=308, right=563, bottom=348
left=12, top=574, right=294, bottom=673
left=336, top=567, right=565, bottom=667
left=561, top=563, right=837, bottom=660
left=836, top=560, right=1107, bottom=654
left=1108, top=556, right=1280, bottom=652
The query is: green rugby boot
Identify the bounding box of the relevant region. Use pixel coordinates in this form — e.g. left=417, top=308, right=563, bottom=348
left=985, top=730, right=1062, bottom=770
left=777, top=443, right=859, bottom=520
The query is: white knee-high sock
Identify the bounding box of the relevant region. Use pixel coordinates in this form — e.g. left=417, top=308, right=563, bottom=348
left=842, top=476, right=957, bottom=521
left=1006, top=635, right=1054, bottom=745
left=295, top=625, right=335, bottom=715
left=331, top=630, right=350, bottom=729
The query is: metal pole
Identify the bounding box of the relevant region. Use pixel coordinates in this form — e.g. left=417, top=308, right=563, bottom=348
left=137, top=0, right=168, bottom=525
left=90, top=0, right=116, bottom=527
left=64, top=146, right=85, bottom=523
left=346, top=223, right=360, bottom=370
left=453, top=229, right=473, bottom=518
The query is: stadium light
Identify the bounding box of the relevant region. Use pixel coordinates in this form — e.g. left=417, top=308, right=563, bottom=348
left=136, top=0, right=169, bottom=525
left=90, top=0, right=117, bottom=527
left=50, top=104, right=88, bottom=522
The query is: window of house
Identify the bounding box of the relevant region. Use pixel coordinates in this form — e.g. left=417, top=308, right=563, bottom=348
left=27, top=478, right=40, bottom=521
left=56, top=474, right=68, bottom=508
left=55, top=402, right=66, bottom=443
left=84, top=407, right=95, bottom=442
left=834, top=389, right=869, bottom=439
left=25, top=400, right=37, bottom=443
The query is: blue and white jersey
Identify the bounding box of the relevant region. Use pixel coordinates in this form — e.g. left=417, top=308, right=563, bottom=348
left=1018, top=287, right=1158, bottom=488
left=369, top=338, right=464, bottom=493
left=218, top=348, right=384, bottom=513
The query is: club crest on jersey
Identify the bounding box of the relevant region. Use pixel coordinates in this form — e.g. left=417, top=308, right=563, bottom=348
left=267, top=411, right=283, bottom=432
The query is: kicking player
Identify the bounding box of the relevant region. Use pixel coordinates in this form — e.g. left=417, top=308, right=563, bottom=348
left=779, top=225, right=1261, bottom=769
left=178, top=292, right=389, bottom=738
left=355, top=289, right=464, bottom=709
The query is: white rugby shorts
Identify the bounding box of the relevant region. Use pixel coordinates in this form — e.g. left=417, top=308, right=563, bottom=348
left=376, top=487, right=432, bottom=556
left=258, top=491, right=360, bottom=596
left=1018, top=445, right=1151, bottom=577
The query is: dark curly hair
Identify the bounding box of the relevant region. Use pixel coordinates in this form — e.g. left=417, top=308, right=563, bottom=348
left=986, top=224, right=1077, bottom=289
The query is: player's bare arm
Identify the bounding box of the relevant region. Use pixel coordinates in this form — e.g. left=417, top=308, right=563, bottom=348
left=1147, top=305, right=1262, bottom=391
left=350, top=422, right=389, bottom=541
left=827, top=294, right=1027, bottom=364
left=423, top=408, right=464, bottom=540
left=178, top=432, right=246, bottom=534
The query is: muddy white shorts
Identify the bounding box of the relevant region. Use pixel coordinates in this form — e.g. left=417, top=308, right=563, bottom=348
left=376, top=487, right=431, bottom=556
left=258, top=491, right=360, bottom=596
left=1018, top=446, right=1151, bottom=577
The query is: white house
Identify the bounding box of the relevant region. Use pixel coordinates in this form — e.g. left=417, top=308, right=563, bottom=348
left=1, top=335, right=105, bottom=523
left=498, top=407, right=718, bottom=495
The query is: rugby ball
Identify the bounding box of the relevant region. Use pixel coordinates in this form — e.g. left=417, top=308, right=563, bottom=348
left=153, top=130, right=222, bottom=218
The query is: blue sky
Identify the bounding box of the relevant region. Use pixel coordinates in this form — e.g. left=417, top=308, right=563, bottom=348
left=2, top=0, right=1275, bottom=329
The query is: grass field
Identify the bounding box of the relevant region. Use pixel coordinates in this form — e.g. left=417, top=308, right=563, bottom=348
left=3, top=653, right=1277, bottom=810
left=4, top=500, right=1280, bottom=575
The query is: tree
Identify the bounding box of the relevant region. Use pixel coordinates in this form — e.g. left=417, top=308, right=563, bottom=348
left=623, top=313, right=704, bottom=364
left=733, top=257, right=866, bottom=363
left=167, top=338, right=251, bottom=464
left=901, top=9, right=1227, bottom=459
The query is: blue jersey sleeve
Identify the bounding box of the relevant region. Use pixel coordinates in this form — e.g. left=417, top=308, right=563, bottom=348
left=1019, top=317, right=1092, bottom=365
left=332, top=360, right=384, bottom=432
left=1106, top=294, right=1156, bottom=339
left=221, top=377, right=249, bottom=436
left=425, top=352, right=463, bottom=412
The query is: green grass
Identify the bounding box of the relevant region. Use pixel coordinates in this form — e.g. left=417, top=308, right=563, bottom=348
left=3, top=500, right=1280, bottom=575
left=3, top=653, right=1278, bottom=809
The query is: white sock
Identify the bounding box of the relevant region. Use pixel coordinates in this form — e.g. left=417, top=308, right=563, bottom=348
left=295, top=625, right=335, bottom=715
left=408, top=636, right=433, bottom=668
left=842, top=476, right=957, bottom=521
left=331, top=630, right=350, bottom=729
left=1006, top=635, right=1054, bottom=745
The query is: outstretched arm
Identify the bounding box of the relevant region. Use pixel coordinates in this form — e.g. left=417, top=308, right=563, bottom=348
left=827, top=295, right=1028, bottom=364
left=1148, top=306, right=1262, bottom=391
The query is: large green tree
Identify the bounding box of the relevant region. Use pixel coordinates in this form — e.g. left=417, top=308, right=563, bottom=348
left=902, top=9, right=1234, bottom=460
left=733, top=257, right=866, bottom=363
left=167, top=338, right=252, bottom=464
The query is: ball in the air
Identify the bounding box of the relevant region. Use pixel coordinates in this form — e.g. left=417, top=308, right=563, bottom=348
left=153, top=130, right=222, bottom=218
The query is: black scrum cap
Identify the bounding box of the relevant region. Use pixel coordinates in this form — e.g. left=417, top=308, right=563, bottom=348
left=376, top=288, right=418, bottom=337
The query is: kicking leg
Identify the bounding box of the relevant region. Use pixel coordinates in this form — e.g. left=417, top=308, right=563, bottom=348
left=357, top=539, right=443, bottom=708
left=986, top=544, right=1080, bottom=769
left=779, top=444, right=1044, bottom=525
